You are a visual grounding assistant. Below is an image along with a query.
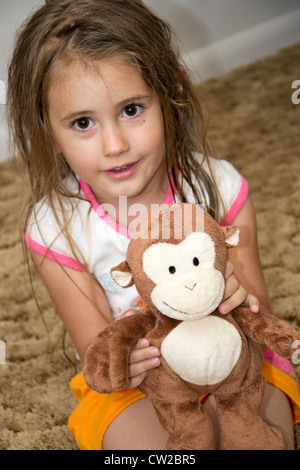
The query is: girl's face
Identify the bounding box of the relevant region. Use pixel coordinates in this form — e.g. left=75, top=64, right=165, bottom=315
left=47, top=57, right=167, bottom=206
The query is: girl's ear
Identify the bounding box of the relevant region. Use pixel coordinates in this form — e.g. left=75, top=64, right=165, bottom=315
left=110, top=260, right=134, bottom=288
left=221, top=226, right=240, bottom=248
left=176, top=66, right=186, bottom=94
left=177, top=82, right=184, bottom=94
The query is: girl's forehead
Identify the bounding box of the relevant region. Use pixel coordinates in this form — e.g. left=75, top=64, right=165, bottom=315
left=47, top=56, right=153, bottom=110
left=50, top=55, right=143, bottom=88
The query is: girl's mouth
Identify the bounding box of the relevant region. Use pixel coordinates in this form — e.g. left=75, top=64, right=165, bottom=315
left=104, top=161, right=139, bottom=180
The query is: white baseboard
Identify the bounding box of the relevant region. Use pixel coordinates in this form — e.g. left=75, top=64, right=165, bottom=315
left=0, top=80, right=8, bottom=161
left=0, top=126, right=9, bottom=162
left=184, top=8, right=300, bottom=81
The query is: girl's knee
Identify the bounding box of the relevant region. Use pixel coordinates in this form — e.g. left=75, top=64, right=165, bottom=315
left=261, top=383, right=295, bottom=450
left=103, top=389, right=295, bottom=450
left=102, top=397, right=168, bottom=450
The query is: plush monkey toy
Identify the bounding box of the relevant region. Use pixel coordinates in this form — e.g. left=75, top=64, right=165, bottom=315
left=84, top=203, right=300, bottom=450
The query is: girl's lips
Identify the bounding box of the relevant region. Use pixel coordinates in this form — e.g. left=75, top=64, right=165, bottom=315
left=104, top=161, right=139, bottom=180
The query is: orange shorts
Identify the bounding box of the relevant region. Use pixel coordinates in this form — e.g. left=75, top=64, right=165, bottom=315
left=68, top=354, right=300, bottom=450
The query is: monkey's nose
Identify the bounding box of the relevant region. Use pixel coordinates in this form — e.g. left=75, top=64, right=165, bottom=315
left=184, top=283, right=196, bottom=291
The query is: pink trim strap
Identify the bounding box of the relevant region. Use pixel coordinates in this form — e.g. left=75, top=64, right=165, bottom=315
left=25, top=230, right=86, bottom=272
left=220, top=176, right=249, bottom=226
left=263, top=349, right=299, bottom=384
left=79, top=179, right=133, bottom=239
left=25, top=174, right=247, bottom=271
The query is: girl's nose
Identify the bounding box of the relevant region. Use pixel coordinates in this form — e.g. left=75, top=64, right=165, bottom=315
left=102, top=125, right=130, bottom=157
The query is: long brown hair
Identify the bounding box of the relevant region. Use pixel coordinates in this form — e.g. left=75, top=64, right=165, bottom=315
left=8, top=0, right=220, bottom=253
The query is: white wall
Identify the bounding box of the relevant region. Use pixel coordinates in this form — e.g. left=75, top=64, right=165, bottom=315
left=0, top=0, right=44, bottom=161
left=145, top=0, right=300, bottom=80
left=1, top=0, right=300, bottom=161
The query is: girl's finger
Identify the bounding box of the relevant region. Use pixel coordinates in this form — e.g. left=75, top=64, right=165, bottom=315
left=127, top=371, right=148, bottom=389
left=129, top=356, right=161, bottom=380
left=244, top=294, right=260, bottom=313
left=134, top=338, right=150, bottom=350
left=222, top=273, right=241, bottom=302
left=117, top=309, right=140, bottom=320
left=218, top=284, right=247, bottom=314
left=130, top=345, right=160, bottom=367
left=224, top=260, right=234, bottom=280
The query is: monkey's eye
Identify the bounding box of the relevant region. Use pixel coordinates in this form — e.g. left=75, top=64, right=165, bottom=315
left=169, top=266, right=176, bottom=274
left=193, top=257, right=199, bottom=266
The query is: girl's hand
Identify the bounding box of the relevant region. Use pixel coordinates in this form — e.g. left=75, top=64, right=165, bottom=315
left=128, top=337, right=161, bottom=388
left=119, top=310, right=161, bottom=389
left=218, top=261, right=260, bottom=315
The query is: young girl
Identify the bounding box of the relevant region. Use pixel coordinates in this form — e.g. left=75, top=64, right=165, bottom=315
left=7, top=0, right=299, bottom=450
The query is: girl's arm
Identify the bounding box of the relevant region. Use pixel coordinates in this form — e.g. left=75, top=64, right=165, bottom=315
left=30, top=251, right=160, bottom=385
left=31, top=251, right=112, bottom=362
left=219, top=196, right=272, bottom=315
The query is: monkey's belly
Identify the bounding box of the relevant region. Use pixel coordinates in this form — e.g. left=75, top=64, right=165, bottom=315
left=161, top=316, right=242, bottom=386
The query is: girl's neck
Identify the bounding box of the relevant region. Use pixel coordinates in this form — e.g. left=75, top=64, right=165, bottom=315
left=96, top=170, right=170, bottom=230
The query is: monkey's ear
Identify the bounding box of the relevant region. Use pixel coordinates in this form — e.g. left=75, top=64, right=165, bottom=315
left=110, top=260, right=134, bottom=288
left=221, top=226, right=240, bottom=248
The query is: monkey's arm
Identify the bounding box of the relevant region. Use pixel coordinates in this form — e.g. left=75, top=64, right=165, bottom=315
left=234, top=305, right=300, bottom=360
left=83, top=312, right=155, bottom=393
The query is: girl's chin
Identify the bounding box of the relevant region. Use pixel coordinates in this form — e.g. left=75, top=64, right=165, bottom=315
left=96, top=183, right=145, bottom=204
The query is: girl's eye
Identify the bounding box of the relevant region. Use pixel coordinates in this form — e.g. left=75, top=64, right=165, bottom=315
left=73, top=117, right=94, bottom=131
left=193, top=257, right=199, bottom=266
left=122, top=104, right=143, bottom=118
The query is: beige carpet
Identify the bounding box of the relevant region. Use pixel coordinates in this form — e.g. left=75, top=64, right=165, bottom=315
left=0, top=42, right=299, bottom=450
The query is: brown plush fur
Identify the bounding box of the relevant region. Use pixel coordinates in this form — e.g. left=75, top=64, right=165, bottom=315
left=83, top=203, right=300, bottom=450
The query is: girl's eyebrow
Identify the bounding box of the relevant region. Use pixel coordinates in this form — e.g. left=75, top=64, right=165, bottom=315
left=60, top=95, right=152, bottom=122
left=118, top=94, right=152, bottom=107
left=61, top=110, right=95, bottom=122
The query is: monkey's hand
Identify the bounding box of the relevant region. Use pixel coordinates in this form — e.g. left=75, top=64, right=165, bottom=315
left=83, top=312, right=155, bottom=393
left=235, top=305, right=300, bottom=360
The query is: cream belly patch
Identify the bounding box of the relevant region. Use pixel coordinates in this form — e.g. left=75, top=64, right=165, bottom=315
left=161, top=316, right=242, bottom=385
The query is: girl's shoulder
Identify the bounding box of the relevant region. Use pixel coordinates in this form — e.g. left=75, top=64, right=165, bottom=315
left=27, top=175, right=89, bottom=230
left=25, top=175, right=91, bottom=268
left=25, top=175, right=130, bottom=272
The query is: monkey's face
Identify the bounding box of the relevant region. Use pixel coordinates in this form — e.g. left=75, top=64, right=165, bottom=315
left=142, top=232, right=225, bottom=321
left=111, top=204, right=239, bottom=321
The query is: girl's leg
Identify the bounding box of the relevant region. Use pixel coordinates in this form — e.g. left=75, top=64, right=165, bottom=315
left=102, top=397, right=168, bottom=450
left=214, top=379, right=293, bottom=450
left=102, top=395, right=220, bottom=450
left=260, top=383, right=295, bottom=450
left=103, top=384, right=294, bottom=450
left=206, top=383, right=294, bottom=450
